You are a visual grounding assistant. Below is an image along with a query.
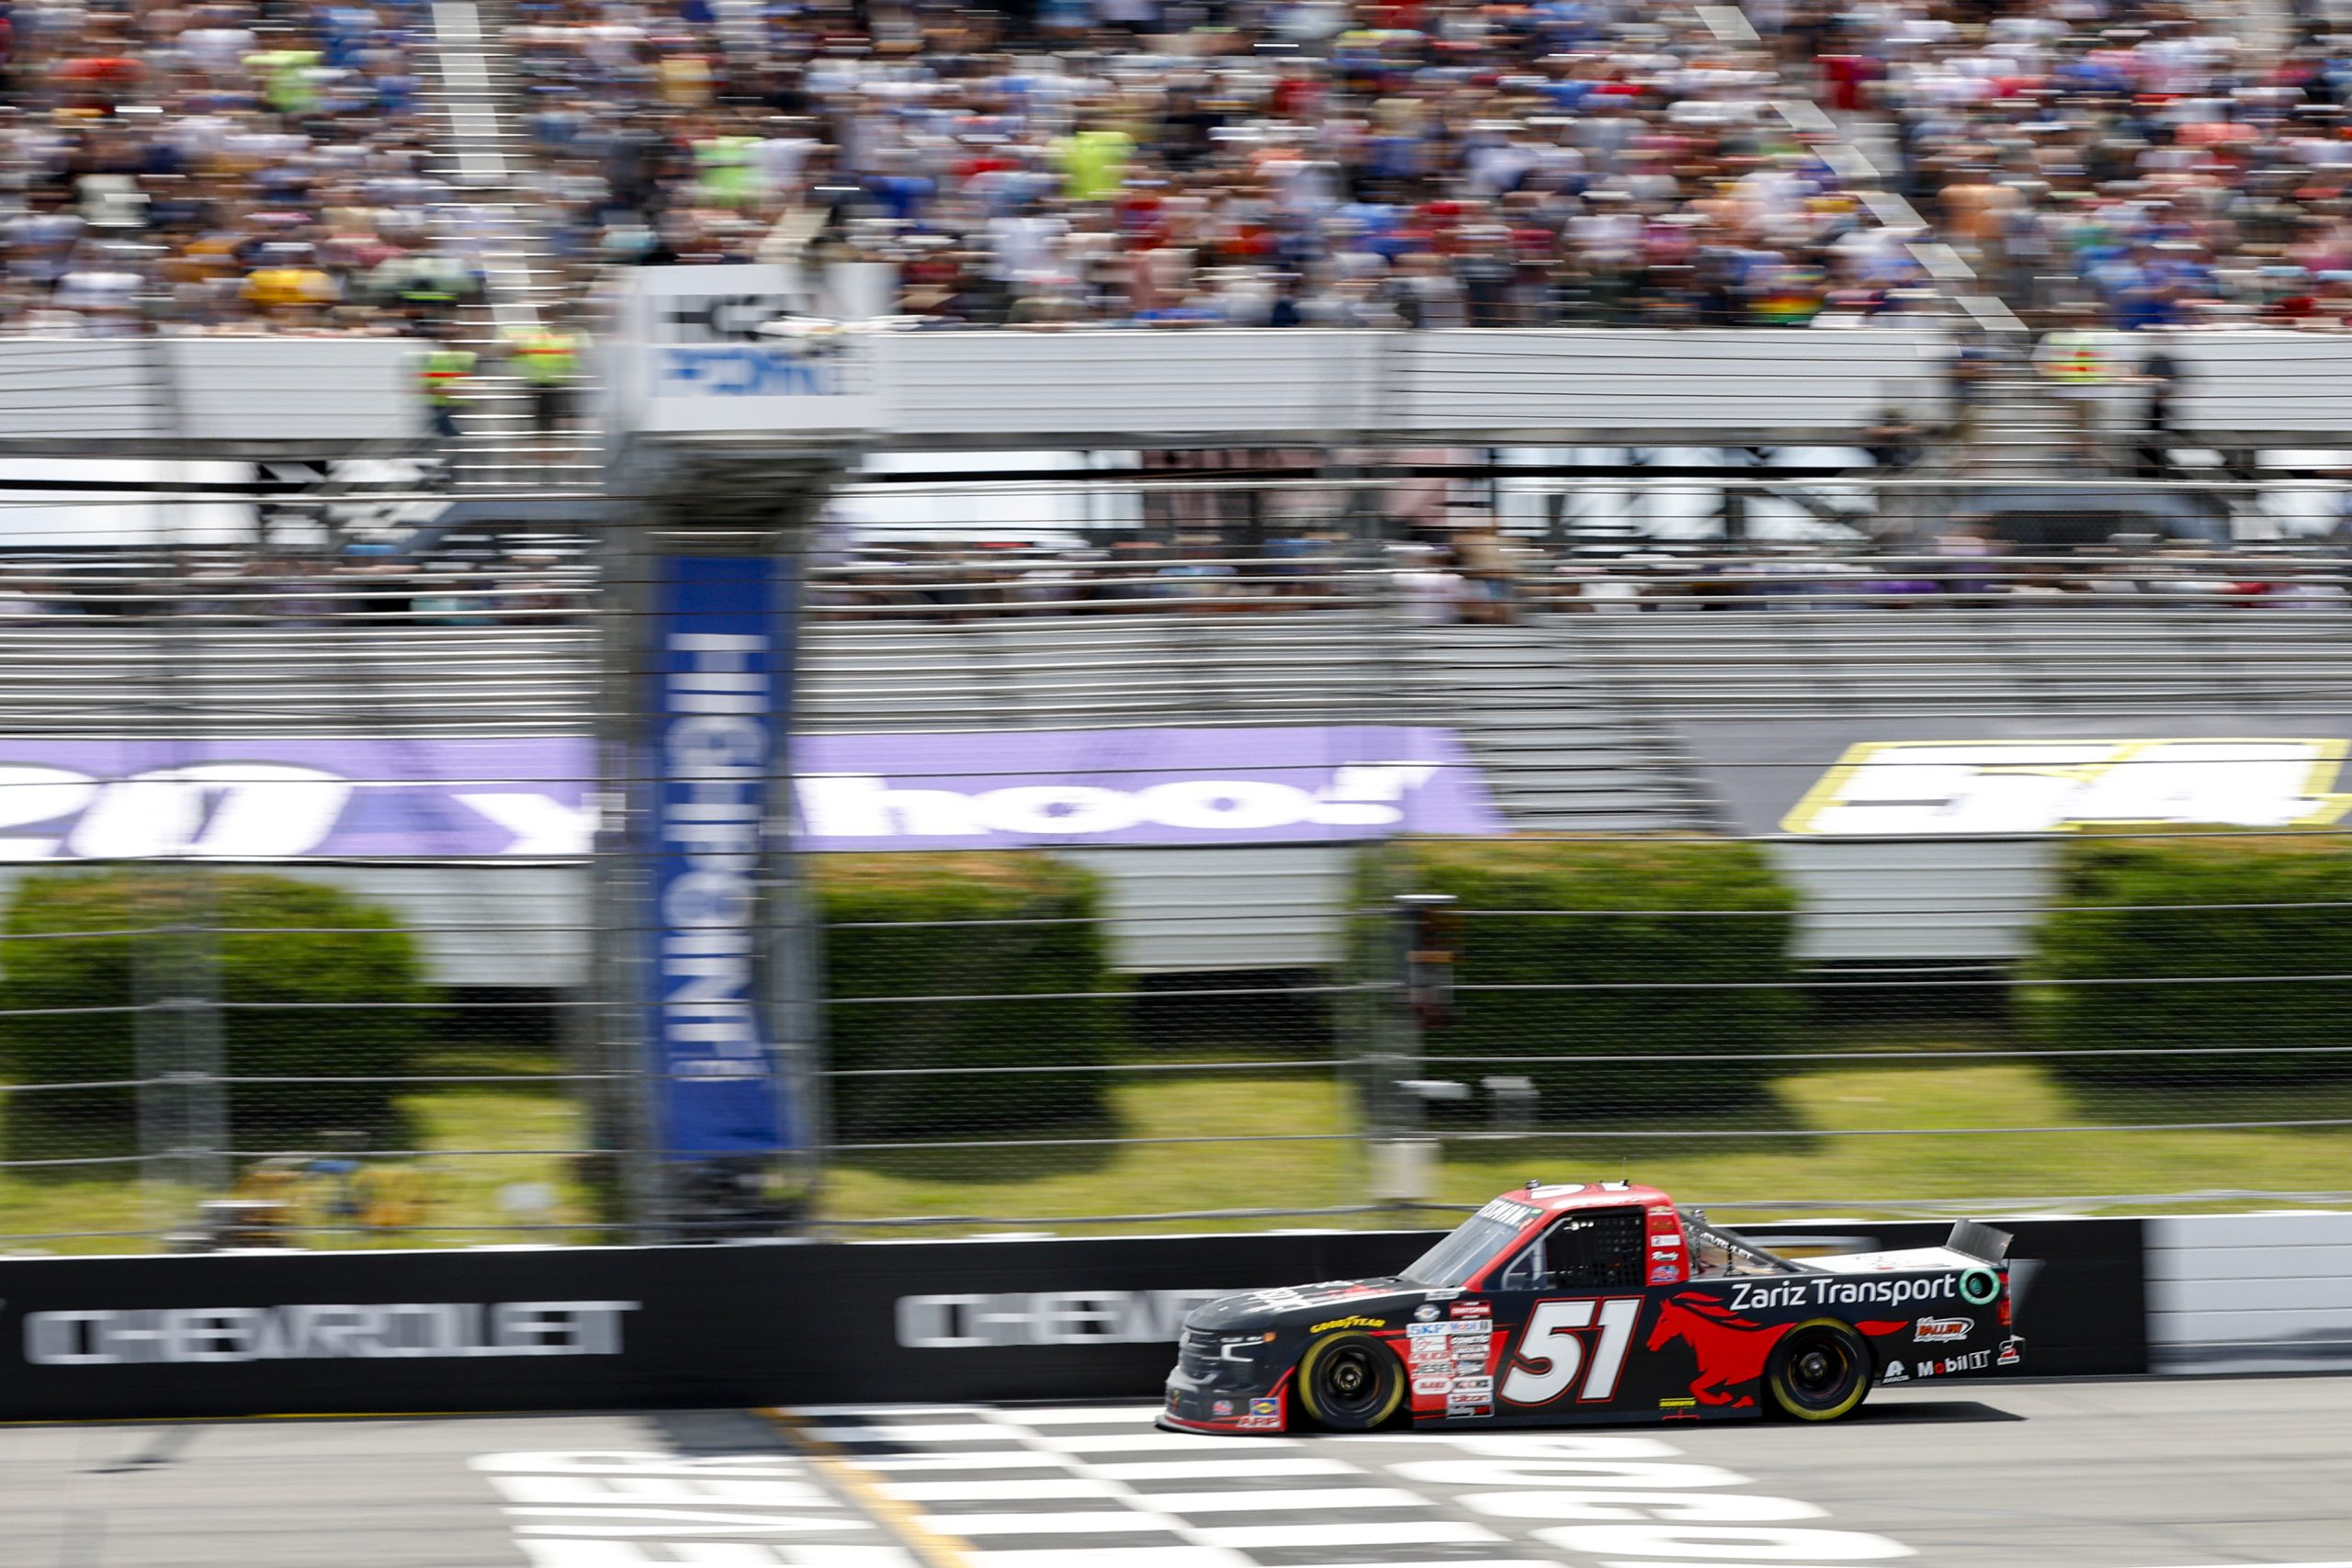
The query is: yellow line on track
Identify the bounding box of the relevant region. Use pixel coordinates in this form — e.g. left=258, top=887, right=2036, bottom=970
left=760, top=1406, right=976, bottom=1568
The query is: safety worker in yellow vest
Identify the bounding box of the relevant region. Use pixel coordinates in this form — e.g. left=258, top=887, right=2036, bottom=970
left=2033, top=311, right=2111, bottom=459
left=694, top=130, right=760, bottom=209
left=243, top=49, right=321, bottom=117
left=504, top=317, right=582, bottom=437
left=414, top=334, right=476, bottom=442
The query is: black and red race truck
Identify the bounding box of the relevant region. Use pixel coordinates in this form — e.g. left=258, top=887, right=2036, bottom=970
left=1161, top=1180, right=2020, bottom=1434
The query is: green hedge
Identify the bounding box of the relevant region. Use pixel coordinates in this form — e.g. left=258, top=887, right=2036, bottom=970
left=0, top=870, right=429, bottom=1136
left=1366, top=838, right=1801, bottom=1118
left=2022, top=834, right=2352, bottom=1086
left=819, top=853, right=1121, bottom=1142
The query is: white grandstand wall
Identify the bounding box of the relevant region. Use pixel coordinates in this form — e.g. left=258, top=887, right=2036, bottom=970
left=0, top=338, right=415, bottom=451
left=2147, top=1213, right=2352, bottom=1374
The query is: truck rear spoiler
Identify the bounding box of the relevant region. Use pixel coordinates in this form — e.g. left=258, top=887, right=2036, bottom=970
left=1945, top=1219, right=2013, bottom=1264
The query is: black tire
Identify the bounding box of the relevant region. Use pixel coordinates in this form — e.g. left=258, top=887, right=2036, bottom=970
left=1764, top=1318, right=1871, bottom=1423
left=1295, top=1332, right=1405, bottom=1431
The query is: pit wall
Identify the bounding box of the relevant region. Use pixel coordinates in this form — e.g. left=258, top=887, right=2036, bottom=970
left=0, top=1216, right=2192, bottom=1421
left=4, top=1209, right=2341, bottom=1420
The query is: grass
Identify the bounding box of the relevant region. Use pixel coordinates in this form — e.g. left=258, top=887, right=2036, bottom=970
left=814, top=1031, right=2352, bottom=1235
left=818, top=1071, right=1366, bottom=1236
left=1440, top=1060, right=2352, bottom=1225
left=13, top=1029, right=2352, bottom=1250
left=0, top=1050, right=603, bottom=1256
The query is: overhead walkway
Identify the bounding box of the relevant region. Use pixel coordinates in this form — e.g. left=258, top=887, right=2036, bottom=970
left=4, top=319, right=2348, bottom=468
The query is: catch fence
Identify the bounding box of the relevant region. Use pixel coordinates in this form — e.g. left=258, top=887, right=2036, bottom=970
left=2, top=515, right=2352, bottom=1251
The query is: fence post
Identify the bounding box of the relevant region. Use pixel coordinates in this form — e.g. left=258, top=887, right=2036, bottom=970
left=132, top=335, right=232, bottom=1239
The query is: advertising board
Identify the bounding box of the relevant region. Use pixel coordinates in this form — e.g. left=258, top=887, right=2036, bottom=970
left=644, top=554, right=797, bottom=1156
left=0, top=728, right=1500, bottom=860
left=1677, top=715, right=2352, bottom=838
left=0, top=1221, right=2144, bottom=1420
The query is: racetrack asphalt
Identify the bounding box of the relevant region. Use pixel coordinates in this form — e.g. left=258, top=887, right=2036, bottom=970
left=0, top=1378, right=2345, bottom=1568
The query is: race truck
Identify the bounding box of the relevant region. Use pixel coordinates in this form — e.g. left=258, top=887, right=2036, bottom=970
left=1162, top=1179, right=2020, bottom=1433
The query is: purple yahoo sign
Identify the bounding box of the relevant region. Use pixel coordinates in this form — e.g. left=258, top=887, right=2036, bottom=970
left=0, top=728, right=1502, bottom=860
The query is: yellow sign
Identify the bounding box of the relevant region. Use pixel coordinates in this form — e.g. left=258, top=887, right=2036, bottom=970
left=1311, top=1315, right=1387, bottom=1334
left=1781, top=739, right=2352, bottom=836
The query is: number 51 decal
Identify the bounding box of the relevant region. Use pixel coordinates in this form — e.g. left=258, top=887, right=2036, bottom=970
left=1500, top=1298, right=1642, bottom=1406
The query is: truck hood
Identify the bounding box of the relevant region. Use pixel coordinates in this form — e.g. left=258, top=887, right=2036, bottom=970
left=1184, top=1276, right=1426, bottom=1333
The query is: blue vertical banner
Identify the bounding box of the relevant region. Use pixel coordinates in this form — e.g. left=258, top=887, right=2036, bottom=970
left=648, top=554, right=797, bottom=1157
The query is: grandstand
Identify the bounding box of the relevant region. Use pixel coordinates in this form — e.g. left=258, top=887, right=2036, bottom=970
left=1590, top=596, right=2352, bottom=717
left=8, top=0, right=2352, bottom=1257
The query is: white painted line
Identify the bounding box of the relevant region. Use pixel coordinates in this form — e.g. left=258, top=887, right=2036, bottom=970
left=508, top=1506, right=857, bottom=1533
left=1960, top=294, right=2029, bottom=333
left=775, top=1550, right=922, bottom=1568
left=1695, top=5, right=1758, bottom=41
left=1821, top=145, right=1880, bottom=183
left=1861, top=191, right=1926, bottom=229
left=1000, top=1406, right=1168, bottom=1425
left=792, top=1405, right=989, bottom=1418
left=1125, top=1488, right=1429, bottom=1513
left=429, top=0, right=481, bottom=41
left=945, top=1551, right=1252, bottom=1568
left=855, top=1455, right=1084, bottom=1473
left=1908, top=242, right=1976, bottom=281
left=883, top=1480, right=1120, bottom=1503
left=919, top=1511, right=1186, bottom=1536
left=1046, top=1435, right=1300, bottom=1454
left=1195, top=1521, right=1502, bottom=1549
left=1087, top=1459, right=1361, bottom=1481
left=803, top=1426, right=1025, bottom=1445
left=1773, top=98, right=1837, bottom=135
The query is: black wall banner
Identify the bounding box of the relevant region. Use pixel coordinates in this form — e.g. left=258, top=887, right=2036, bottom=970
left=0, top=1220, right=2144, bottom=1422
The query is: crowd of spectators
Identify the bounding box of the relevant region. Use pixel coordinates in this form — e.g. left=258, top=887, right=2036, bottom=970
left=0, top=0, right=503, bottom=336
left=17, top=0, right=2352, bottom=341
left=0, top=527, right=2343, bottom=624
left=1838, top=1, right=2352, bottom=332
left=524, top=0, right=1944, bottom=328
left=803, top=525, right=2352, bottom=618
left=0, top=549, right=592, bottom=622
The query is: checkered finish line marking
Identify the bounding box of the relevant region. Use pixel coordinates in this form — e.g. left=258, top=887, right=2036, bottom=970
left=781, top=1404, right=1544, bottom=1568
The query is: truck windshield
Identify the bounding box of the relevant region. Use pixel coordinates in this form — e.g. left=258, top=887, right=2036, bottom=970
left=1403, top=1213, right=1524, bottom=1288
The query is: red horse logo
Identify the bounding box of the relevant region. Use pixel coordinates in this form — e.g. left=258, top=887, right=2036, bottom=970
left=1644, top=1292, right=1794, bottom=1407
